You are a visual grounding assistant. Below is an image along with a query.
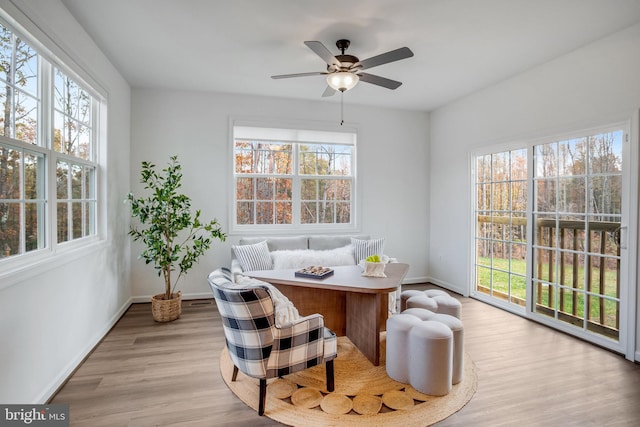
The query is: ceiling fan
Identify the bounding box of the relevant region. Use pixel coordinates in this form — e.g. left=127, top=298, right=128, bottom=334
left=271, top=39, right=414, bottom=97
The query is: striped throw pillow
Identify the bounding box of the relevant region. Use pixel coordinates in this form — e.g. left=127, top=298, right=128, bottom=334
left=351, top=237, right=385, bottom=263
left=232, top=240, right=273, bottom=271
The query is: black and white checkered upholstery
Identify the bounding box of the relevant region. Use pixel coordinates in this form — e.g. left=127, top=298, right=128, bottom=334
left=208, top=268, right=337, bottom=380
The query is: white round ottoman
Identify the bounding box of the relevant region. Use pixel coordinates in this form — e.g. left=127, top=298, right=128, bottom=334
left=408, top=320, right=453, bottom=396
left=400, top=289, right=425, bottom=311
left=401, top=289, right=463, bottom=319
left=406, top=295, right=438, bottom=311
left=386, top=314, right=422, bottom=383
left=433, top=295, right=462, bottom=319
left=424, top=289, right=450, bottom=298
left=402, top=308, right=465, bottom=385
left=428, top=313, right=464, bottom=384
left=402, top=307, right=434, bottom=320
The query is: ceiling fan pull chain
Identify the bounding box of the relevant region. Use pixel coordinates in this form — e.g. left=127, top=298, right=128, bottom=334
left=340, top=91, right=344, bottom=126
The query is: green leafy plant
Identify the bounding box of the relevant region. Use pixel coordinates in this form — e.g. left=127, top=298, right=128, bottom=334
left=128, top=155, right=226, bottom=300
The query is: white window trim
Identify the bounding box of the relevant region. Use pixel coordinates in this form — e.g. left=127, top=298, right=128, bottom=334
left=0, top=7, right=106, bottom=281
left=229, top=117, right=360, bottom=235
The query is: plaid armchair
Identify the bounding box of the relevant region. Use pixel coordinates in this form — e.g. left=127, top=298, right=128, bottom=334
left=208, top=268, right=337, bottom=416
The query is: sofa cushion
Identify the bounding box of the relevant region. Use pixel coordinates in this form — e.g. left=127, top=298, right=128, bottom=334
left=240, top=236, right=308, bottom=251
left=351, top=237, right=385, bottom=263
left=308, top=235, right=369, bottom=250
left=232, top=240, right=273, bottom=271
left=271, top=245, right=356, bottom=270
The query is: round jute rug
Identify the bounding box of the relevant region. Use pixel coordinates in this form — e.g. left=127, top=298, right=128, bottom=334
left=219, top=333, right=477, bottom=426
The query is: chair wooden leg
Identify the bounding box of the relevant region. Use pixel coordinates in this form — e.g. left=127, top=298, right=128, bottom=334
left=231, top=365, right=239, bottom=382
left=326, top=360, right=335, bottom=392
left=258, top=379, right=267, bottom=416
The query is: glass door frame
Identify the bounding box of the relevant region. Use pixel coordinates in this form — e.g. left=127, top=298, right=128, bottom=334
left=470, top=115, right=638, bottom=361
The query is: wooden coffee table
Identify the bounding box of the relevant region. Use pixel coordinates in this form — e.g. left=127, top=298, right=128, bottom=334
left=244, top=263, right=409, bottom=366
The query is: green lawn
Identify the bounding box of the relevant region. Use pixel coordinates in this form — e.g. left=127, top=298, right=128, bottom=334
left=477, top=257, right=619, bottom=329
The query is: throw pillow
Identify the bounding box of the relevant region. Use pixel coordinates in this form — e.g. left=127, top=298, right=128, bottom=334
left=232, top=240, right=273, bottom=271
left=351, top=237, right=385, bottom=263
left=270, top=245, right=355, bottom=270
left=235, top=275, right=301, bottom=327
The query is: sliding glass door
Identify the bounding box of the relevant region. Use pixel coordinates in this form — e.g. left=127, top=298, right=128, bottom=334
left=532, top=127, right=625, bottom=343
left=473, top=122, right=633, bottom=354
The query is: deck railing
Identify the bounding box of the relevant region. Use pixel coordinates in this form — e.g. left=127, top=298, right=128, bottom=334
left=477, top=216, right=620, bottom=339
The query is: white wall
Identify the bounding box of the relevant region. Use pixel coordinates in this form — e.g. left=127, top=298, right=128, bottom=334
left=0, top=0, right=131, bottom=402
left=130, top=90, right=430, bottom=299
left=429, top=23, right=640, bottom=357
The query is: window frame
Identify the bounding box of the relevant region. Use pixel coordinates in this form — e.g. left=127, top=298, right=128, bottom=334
left=0, top=138, right=48, bottom=258
left=0, top=12, right=105, bottom=279
left=230, top=119, right=359, bottom=235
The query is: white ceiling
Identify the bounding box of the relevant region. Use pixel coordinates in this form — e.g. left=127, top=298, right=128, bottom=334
left=60, top=0, right=640, bottom=112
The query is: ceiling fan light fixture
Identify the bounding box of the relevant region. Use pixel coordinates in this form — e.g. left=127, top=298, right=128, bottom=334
left=327, top=72, right=359, bottom=92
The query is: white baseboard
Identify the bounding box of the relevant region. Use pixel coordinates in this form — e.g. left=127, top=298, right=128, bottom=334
left=36, top=297, right=133, bottom=403
left=402, top=275, right=429, bottom=285
left=131, top=292, right=212, bottom=303
left=399, top=275, right=469, bottom=297
left=425, top=276, right=468, bottom=297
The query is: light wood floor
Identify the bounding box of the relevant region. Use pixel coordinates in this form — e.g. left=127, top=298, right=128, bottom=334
left=51, top=284, right=640, bottom=426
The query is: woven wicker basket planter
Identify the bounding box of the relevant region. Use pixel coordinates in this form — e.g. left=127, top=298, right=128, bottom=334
left=151, top=291, right=182, bottom=322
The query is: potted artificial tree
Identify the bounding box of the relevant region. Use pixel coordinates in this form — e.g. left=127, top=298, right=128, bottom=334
left=128, top=155, right=226, bottom=322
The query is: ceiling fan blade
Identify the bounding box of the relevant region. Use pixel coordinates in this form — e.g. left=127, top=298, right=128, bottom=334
left=354, top=47, right=414, bottom=70
left=304, top=41, right=341, bottom=68
left=271, top=72, right=327, bottom=79
left=358, top=73, right=402, bottom=90
left=322, top=86, right=336, bottom=97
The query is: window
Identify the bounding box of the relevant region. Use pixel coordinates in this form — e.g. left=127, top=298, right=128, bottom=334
left=474, top=148, right=528, bottom=307
left=233, top=125, right=356, bottom=230
left=0, top=19, right=100, bottom=263
left=53, top=68, right=97, bottom=244
left=55, top=159, right=96, bottom=243
left=0, top=145, right=45, bottom=257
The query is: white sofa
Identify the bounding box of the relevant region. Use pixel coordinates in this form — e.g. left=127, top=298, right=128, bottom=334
left=230, top=235, right=400, bottom=312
